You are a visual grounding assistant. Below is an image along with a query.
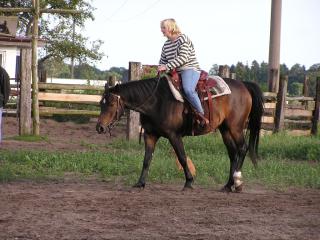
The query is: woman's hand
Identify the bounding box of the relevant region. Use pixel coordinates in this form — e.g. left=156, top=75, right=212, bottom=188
left=157, top=64, right=167, bottom=72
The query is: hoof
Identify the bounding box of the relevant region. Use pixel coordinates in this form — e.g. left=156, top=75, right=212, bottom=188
left=220, top=185, right=232, bottom=193
left=183, top=180, right=193, bottom=191
left=182, top=185, right=193, bottom=191
left=235, top=183, right=243, bottom=193
left=132, top=182, right=145, bottom=189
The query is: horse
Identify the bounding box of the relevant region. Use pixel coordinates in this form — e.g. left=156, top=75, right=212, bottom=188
left=96, top=73, right=264, bottom=192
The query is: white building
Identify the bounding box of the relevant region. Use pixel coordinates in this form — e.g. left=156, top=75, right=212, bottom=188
left=0, top=16, right=19, bottom=80
left=0, top=44, right=18, bottom=79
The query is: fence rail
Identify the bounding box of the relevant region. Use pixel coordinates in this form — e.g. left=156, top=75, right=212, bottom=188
left=5, top=74, right=320, bottom=136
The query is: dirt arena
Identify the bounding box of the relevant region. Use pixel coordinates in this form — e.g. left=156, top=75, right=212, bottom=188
left=1, top=117, right=320, bottom=240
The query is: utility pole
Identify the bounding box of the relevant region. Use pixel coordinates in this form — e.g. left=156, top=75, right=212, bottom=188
left=268, top=0, right=282, bottom=93
left=0, top=1, right=81, bottom=135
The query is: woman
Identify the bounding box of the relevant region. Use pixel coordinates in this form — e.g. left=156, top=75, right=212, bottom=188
left=158, top=18, right=208, bottom=126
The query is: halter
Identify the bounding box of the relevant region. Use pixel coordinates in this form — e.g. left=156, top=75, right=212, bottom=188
left=101, top=93, right=124, bottom=136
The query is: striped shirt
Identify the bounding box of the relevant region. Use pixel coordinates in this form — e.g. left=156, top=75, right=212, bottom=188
left=159, top=34, right=200, bottom=72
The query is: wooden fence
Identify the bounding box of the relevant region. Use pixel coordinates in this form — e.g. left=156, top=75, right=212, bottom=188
left=275, top=76, right=319, bottom=135
left=37, top=83, right=103, bottom=116
left=5, top=66, right=320, bottom=137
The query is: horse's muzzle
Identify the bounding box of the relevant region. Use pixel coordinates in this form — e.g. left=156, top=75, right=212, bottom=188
left=96, top=123, right=106, bottom=134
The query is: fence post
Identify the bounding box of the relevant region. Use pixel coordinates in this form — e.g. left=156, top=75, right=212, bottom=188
left=19, top=48, right=32, bottom=135
left=126, top=62, right=141, bottom=140
left=218, top=65, right=230, bottom=78
left=311, top=77, right=320, bottom=135
left=303, top=75, right=309, bottom=97
left=274, top=75, right=287, bottom=133
left=302, top=75, right=309, bottom=108
left=108, top=76, right=117, bottom=87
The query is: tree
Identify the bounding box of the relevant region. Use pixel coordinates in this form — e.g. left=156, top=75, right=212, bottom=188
left=1, top=0, right=104, bottom=67
left=280, top=63, right=289, bottom=76
left=235, top=62, right=246, bottom=81
left=45, top=57, right=70, bottom=78
left=208, top=64, right=219, bottom=76
left=257, top=61, right=268, bottom=90
left=288, top=64, right=306, bottom=95
left=250, top=60, right=260, bottom=82
left=290, top=82, right=303, bottom=96
left=307, top=63, right=320, bottom=97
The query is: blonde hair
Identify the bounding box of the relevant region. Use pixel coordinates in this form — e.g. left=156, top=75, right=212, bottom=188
left=161, top=18, right=181, bottom=34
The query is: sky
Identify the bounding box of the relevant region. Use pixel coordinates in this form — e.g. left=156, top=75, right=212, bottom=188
left=83, top=0, right=320, bottom=71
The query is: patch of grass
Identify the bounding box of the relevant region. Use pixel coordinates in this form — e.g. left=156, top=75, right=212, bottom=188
left=259, top=132, right=320, bottom=161
left=8, top=135, right=49, bottom=142
left=0, top=133, right=319, bottom=188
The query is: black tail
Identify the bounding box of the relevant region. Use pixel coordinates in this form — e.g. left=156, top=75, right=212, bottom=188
left=243, top=81, right=264, bottom=166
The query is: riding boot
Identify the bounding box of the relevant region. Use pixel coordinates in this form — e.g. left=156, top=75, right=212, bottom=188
left=196, top=112, right=209, bottom=127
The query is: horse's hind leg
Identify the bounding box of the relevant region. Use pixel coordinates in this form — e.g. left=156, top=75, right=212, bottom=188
left=168, top=134, right=194, bottom=190
left=233, top=135, right=247, bottom=193
left=226, top=127, right=248, bottom=193
left=133, top=132, right=159, bottom=189
left=219, top=128, right=238, bottom=192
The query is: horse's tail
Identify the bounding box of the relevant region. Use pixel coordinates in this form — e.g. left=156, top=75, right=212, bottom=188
left=243, top=81, right=264, bottom=167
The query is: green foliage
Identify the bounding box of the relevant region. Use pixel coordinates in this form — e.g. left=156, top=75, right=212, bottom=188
left=2, top=0, right=104, bottom=67
left=141, top=65, right=158, bottom=79
left=208, top=64, right=219, bottom=75
left=208, top=60, right=320, bottom=95
left=45, top=58, right=128, bottom=82
left=307, top=64, right=320, bottom=97
left=290, top=82, right=303, bottom=96
left=288, top=64, right=306, bottom=95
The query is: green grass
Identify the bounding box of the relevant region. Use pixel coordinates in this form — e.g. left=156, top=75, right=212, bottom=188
left=8, top=134, right=49, bottom=142
left=0, top=132, right=319, bottom=188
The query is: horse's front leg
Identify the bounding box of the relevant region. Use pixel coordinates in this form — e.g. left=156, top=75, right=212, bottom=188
left=168, top=134, right=193, bottom=190
left=133, top=132, right=159, bottom=189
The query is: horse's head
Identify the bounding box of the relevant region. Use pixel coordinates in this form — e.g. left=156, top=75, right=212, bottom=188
left=96, top=83, right=125, bottom=134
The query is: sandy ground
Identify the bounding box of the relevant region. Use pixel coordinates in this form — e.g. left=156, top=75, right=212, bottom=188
left=1, top=117, right=320, bottom=240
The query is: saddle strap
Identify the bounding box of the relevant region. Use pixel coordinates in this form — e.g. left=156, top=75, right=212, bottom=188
left=205, top=86, right=214, bottom=124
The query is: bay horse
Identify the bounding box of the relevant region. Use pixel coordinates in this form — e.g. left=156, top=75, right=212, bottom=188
left=96, top=73, right=264, bottom=192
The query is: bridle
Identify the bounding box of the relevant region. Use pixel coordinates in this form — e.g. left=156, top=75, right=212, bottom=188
left=100, top=93, right=124, bottom=136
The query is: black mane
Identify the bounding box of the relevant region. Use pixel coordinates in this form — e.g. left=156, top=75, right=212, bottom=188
left=110, top=76, right=173, bottom=105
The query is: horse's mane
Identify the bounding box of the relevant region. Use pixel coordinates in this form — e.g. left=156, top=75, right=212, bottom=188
left=110, top=76, right=171, bottom=104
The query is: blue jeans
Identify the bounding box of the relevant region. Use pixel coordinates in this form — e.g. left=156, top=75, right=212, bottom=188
left=181, top=69, right=204, bottom=114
